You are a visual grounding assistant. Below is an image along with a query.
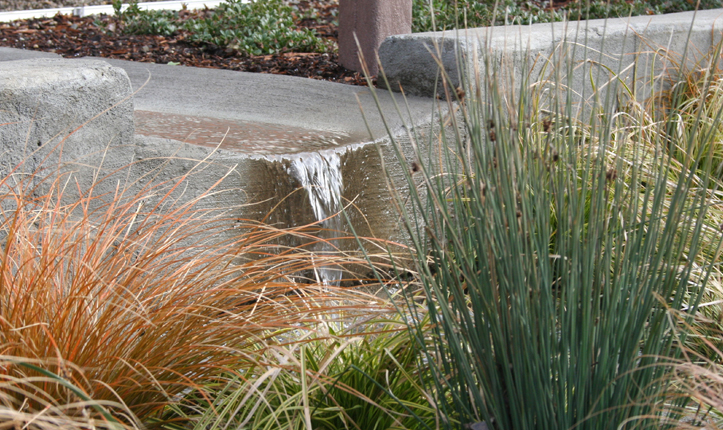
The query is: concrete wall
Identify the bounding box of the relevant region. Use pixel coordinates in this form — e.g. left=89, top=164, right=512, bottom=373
left=379, top=9, right=723, bottom=109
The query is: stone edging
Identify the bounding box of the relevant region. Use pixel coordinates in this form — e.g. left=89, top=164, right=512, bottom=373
left=379, top=9, right=723, bottom=99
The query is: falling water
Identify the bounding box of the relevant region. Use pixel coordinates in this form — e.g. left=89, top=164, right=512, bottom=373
left=289, top=151, right=343, bottom=285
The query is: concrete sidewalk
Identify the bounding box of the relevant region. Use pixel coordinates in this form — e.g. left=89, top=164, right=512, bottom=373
left=0, top=46, right=434, bottom=147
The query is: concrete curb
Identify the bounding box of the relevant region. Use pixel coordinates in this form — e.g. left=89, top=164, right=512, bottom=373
left=379, top=9, right=723, bottom=99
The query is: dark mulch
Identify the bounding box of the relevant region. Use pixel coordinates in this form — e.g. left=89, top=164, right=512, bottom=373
left=0, top=1, right=372, bottom=86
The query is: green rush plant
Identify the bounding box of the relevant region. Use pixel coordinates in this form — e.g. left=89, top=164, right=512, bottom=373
left=663, top=63, right=723, bottom=363
left=362, top=21, right=723, bottom=430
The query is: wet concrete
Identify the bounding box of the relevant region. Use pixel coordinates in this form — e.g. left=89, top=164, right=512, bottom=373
left=134, top=110, right=359, bottom=155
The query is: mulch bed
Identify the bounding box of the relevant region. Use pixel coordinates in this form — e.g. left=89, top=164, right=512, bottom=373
left=0, top=1, right=372, bottom=86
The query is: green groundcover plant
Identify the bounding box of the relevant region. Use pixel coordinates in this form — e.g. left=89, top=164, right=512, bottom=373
left=111, top=0, right=331, bottom=56
left=412, top=0, right=723, bottom=32
left=181, top=0, right=331, bottom=56
left=163, top=316, right=439, bottom=430
left=106, top=0, right=723, bottom=57
left=363, top=21, right=723, bottom=430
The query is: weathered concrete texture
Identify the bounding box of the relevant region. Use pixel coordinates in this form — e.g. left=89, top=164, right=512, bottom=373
left=339, top=0, right=412, bottom=76
left=379, top=9, right=723, bottom=104
left=0, top=58, right=135, bottom=201
left=99, top=56, right=436, bottom=143
left=128, top=134, right=422, bottom=254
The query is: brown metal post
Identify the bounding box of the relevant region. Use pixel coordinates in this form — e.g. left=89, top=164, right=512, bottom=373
left=338, top=0, right=412, bottom=76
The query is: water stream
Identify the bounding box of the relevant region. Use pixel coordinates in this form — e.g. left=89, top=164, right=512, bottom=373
left=288, top=151, right=343, bottom=286
left=134, top=110, right=352, bottom=284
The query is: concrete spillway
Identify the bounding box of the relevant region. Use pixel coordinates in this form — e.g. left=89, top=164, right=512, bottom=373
left=0, top=48, right=441, bottom=278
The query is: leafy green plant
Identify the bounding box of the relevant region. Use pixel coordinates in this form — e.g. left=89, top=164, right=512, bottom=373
left=112, top=0, right=179, bottom=36
left=183, top=0, right=329, bottom=56
left=364, top=25, right=723, bottom=430
left=104, top=0, right=330, bottom=56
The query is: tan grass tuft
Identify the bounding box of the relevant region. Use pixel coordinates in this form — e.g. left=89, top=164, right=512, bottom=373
left=0, top=154, right=391, bottom=425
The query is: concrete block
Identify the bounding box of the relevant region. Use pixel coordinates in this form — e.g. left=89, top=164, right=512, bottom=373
left=339, top=0, right=412, bottom=76
left=129, top=110, right=453, bottom=262
left=379, top=9, right=723, bottom=102
left=0, top=58, right=135, bottom=201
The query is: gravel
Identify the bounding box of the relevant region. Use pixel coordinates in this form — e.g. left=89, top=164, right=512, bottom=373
left=0, top=0, right=167, bottom=12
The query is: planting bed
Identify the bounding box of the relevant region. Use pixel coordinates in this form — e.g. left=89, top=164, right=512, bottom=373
left=0, top=0, right=371, bottom=85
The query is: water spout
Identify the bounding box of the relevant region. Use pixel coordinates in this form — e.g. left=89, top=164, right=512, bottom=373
left=289, top=151, right=343, bottom=285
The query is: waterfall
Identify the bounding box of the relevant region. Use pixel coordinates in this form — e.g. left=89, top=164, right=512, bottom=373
left=288, top=151, right=343, bottom=285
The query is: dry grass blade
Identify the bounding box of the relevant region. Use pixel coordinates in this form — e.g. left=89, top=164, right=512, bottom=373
left=0, top=152, right=384, bottom=424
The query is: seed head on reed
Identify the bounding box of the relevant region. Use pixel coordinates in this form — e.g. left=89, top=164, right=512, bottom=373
left=363, top=22, right=723, bottom=430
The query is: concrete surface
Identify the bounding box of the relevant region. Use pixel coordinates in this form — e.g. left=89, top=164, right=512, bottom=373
left=0, top=57, right=135, bottom=204
left=339, top=0, right=412, bottom=76
left=379, top=8, right=723, bottom=105
left=99, top=55, right=441, bottom=250
left=0, top=47, right=443, bottom=256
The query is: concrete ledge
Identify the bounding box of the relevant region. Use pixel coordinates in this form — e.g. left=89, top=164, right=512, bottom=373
left=0, top=51, right=450, bottom=260
left=379, top=9, right=723, bottom=99
left=0, top=58, right=135, bottom=200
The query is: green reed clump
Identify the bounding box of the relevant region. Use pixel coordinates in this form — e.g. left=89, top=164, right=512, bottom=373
left=367, top=32, right=723, bottom=430
left=668, top=72, right=723, bottom=181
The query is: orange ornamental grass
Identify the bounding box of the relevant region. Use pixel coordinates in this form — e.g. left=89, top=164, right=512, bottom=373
left=0, top=159, right=376, bottom=425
